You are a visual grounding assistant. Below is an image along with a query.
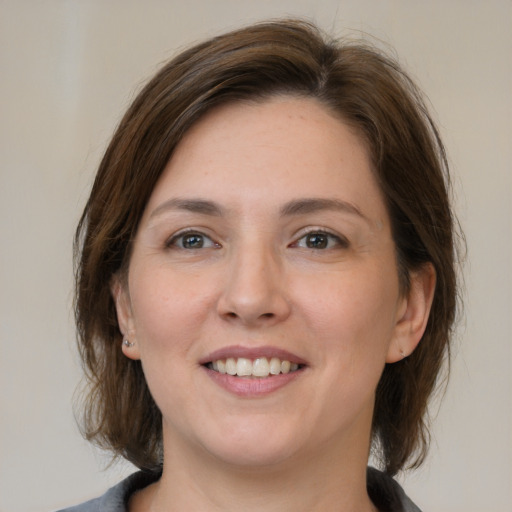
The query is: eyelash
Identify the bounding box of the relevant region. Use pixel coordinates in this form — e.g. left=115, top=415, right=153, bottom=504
left=165, top=228, right=349, bottom=251
left=291, top=229, right=349, bottom=250
left=166, top=229, right=219, bottom=250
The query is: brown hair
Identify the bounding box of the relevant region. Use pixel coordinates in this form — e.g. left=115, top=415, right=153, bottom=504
left=74, top=19, right=460, bottom=475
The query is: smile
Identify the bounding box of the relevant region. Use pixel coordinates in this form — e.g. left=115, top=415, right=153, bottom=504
left=206, top=357, right=302, bottom=378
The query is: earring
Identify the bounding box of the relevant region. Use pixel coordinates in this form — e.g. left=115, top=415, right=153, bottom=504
left=123, top=339, right=135, bottom=348
left=400, top=349, right=407, bottom=359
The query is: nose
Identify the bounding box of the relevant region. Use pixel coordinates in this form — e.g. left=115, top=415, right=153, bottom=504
left=217, top=241, right=291, bottom=327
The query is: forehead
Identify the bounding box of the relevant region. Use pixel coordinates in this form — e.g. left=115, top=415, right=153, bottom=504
left=143, top=96, right=387, bottom=224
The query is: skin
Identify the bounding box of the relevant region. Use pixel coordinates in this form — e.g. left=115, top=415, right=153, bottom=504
left=113, top=96, right=435, bottom=512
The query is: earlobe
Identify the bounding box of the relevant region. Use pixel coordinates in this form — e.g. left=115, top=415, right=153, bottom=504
left=386, top=263, right=436, bottom=363
left=110, top=275, right=141, bottom=361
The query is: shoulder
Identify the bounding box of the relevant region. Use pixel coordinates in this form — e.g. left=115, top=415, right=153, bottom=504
left=367, top=467, right=422, bottom=512
left=55, top=471, right=160, bottom=512
left=57, top=467, right=419, bottom=512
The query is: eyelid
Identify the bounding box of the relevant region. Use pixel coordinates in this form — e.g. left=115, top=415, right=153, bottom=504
left=290, top=227, right=350, bottom=249
left=166, top=228, right=220, bottom=249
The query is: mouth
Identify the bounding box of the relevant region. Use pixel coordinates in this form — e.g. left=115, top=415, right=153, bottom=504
left=201, top=347, right=307, bottom=396
left=204, top=357, right=304, bottom=378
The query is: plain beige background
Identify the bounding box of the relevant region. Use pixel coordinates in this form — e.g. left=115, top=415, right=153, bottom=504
left=1, top=1, right=511, bottom=511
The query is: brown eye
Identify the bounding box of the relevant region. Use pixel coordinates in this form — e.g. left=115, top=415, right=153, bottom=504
left=305, top=233, right=329, bottom=249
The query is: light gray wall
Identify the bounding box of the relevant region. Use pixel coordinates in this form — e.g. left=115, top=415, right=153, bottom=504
left=1, top=1, right=510, bottom=511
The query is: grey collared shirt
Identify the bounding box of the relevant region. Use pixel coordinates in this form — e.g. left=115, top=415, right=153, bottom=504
left=56, top=467, right=422, bottom=512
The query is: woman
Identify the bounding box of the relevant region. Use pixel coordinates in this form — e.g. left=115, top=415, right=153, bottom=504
left=63, top=19, right=458, bottom=512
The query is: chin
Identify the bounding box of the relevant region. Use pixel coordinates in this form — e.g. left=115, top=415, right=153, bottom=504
left=194, top=420, right=308, bottom=469
left=208, top=441, right=300, bottom=469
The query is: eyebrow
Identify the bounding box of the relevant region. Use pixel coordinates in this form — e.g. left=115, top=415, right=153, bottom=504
left=279, top=198, right=368, bottom=221
left=149, top=198, right=224, bottom=219
left=149, top=196, right=368, bottom=222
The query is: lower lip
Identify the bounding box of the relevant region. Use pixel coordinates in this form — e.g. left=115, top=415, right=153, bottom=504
left=203, top=367, right=303, bottom=397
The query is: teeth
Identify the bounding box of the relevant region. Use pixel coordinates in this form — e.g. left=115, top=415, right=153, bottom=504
left=217, top=359, right=226, bottom=374
left=225, top=357, right=237, bottom=375
left=236, top=358, right=252, bottom=376
left=253, top=357, right=270, bottom=377
left=209, top=357, right=301, bottom=377
left=269, top=357, right=281, bottom=375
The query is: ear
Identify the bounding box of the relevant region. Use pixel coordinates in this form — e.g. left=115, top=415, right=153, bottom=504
left=110, top=275, right=141, bottom=360
left=386, top=263, right=436, bottom=363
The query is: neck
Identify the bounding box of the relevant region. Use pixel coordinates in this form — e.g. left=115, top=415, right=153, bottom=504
left=134, top=431, right=377, bottom=512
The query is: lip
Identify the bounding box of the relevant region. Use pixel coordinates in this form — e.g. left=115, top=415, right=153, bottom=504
left=199, top=345, right=307, bottom=398
left=203, top=366, right=304, bottom=397
left=199, top=345, right=307, bottom=365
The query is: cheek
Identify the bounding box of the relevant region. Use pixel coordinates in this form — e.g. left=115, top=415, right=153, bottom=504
left=297, top=266, right=400, bottom=359
left=129, top=265, right=219, bottom=352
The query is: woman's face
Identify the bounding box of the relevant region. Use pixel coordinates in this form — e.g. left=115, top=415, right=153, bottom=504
left=114, top=97, right=429, bottom=468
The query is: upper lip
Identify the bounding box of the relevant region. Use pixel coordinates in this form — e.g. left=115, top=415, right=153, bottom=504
left=199, top=345, right=307, bottom=365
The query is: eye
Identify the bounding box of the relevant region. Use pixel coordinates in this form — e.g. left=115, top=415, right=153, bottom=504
left=167, top=230, right=219, bottom=249
left=293, top=231, right=348, bottom=250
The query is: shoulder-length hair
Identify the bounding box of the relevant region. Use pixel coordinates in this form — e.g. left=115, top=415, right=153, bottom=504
left=75, top=19, right=460, bottom=476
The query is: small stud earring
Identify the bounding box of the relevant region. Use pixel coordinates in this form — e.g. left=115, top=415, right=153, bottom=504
left=123, top=339, right=134, bottom=348
left=400, top=349, right=407, bottom=359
